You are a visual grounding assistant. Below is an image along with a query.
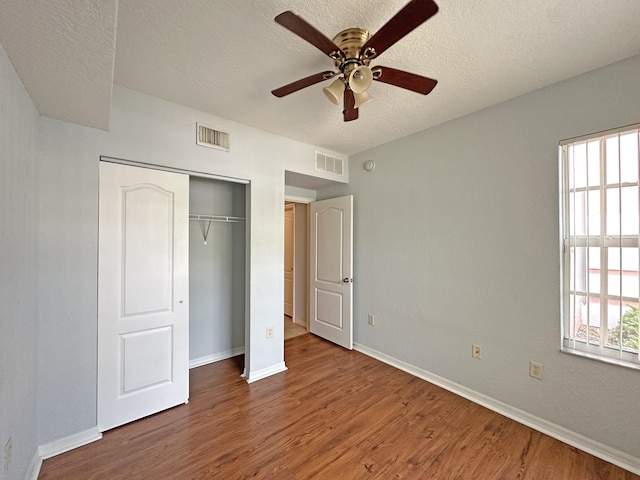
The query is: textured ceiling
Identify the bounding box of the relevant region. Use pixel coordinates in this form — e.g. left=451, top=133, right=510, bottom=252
left=0, top=0, right=117, bottom=130
left=1, top=0, right=640, bottom=155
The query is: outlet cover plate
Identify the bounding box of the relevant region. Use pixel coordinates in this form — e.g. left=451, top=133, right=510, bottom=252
left=472, top=344, right=481, bottom=359
left=529, top=361, right=543, bottom=380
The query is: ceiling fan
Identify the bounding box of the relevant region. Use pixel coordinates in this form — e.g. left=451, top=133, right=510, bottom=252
left=271, top=0, right=439, bottom=122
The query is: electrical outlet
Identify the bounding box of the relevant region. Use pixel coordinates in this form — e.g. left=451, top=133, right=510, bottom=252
left=529, top=361, right=543, bottom=380
left=472, top=344, right=481, bottom=359
left=4, top=437, right=12, bottom=473
left=266, top=327, right=273, bottom=338
left=368, top=314, right=375, bottom=326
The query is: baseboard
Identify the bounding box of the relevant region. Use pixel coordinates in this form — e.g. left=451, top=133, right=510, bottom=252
left=245, top=362, right=287, bottom=384
left=26, top=427, right=102, bottom=479
left=354, top=342, right=640, bottom=476
left=38, top=427, right=102, bottom=461
left=292, top=317, right=308, bottom=328
left=25, top=449, right=42, bottom=480
left=189, top=347, right=244, bottom=369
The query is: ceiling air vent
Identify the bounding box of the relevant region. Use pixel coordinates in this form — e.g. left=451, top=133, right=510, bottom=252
left=315, top=152, right=344, bottom=176
left=196, top=123, right=230, bottom=151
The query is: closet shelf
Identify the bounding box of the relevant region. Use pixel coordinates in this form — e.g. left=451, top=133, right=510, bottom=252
left=190, top=213, right=245, bottom=245
left=189, top=213, right=245, bottom=223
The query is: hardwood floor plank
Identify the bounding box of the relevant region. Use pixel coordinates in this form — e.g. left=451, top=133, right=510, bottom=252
left=38, top=334, right=639, bottom=479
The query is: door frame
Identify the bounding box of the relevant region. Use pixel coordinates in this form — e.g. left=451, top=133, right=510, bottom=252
left=284, top=203, right=295, bottom=318
left=284, top=195, right=313, bottom=330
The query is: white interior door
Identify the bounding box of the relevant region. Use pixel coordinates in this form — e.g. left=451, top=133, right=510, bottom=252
left=284, top=204, right=294, bottom=317
left=98, top=161, right=189, bottom=431
left=309, top=195, right=353, bottom=349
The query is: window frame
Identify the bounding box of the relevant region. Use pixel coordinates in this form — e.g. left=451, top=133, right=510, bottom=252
left=560, top=123, right=640, bottom=370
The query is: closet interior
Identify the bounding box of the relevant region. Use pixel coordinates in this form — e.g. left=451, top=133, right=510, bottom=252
left=188, top=176, right=246, bottom=366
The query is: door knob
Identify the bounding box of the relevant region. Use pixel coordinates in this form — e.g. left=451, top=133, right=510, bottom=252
left=343, top=277, right=352, bottom=283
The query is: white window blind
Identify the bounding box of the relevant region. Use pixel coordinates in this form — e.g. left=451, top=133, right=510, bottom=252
left=560, top=124, right=640, bottom=368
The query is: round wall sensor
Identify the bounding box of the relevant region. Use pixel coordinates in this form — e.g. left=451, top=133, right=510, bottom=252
left=364, top=160, right=375, bottom=172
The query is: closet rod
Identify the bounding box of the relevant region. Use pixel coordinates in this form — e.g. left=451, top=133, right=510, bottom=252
left=189, top=213, right=245, bottom=223
left=190, top=213, right=245, bottom=245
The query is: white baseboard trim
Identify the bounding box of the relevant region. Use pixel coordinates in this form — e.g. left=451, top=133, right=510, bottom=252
left=354, top=342, right=640, bottom=476
left=245, top=362, right=288, bottom=384
left=292, top=317, right=308, bottom=328
left=189, top=347, right=245, bottom=369
left=38, top=427, right=102, bottom=461
left=27, top=427, right=102, bottom=479
left=25, top=449, right=42, bottom=480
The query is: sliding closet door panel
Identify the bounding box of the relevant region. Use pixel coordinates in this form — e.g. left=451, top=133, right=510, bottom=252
left=98, top=161, right=189, bottom=431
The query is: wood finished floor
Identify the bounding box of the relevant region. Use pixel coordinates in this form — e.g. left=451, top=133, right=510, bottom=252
left=284, top=315, right=307, bottom=340
left=39, top=334, right=638, bottom=479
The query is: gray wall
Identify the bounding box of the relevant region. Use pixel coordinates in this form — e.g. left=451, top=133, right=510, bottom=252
left=319, top=54, right=640, bottom=459
left=189, top=177, right=246, bottom=361
left=36, top=120, right=105, bottom=445
left=0, top=44, right=39, bottom=479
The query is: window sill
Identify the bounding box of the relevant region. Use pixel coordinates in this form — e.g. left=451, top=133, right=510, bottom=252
left=561, top=347, right=640, bottom=371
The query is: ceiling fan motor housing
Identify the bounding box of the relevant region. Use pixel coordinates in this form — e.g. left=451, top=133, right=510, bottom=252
left=331, top=28, right=372, bottom=76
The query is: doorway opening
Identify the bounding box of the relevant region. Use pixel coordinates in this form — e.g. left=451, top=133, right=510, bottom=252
left=284, top=201, right=309, bottom=340
left=282, top=194, right=355, bottom=349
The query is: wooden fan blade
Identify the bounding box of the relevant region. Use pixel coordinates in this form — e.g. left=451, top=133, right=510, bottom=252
left=343, top=89, right=358, bottom=122
left=362, top=0, right=438, bottom=58
left=272, top=71, right=335, bottom=98
left=373, top=66, right=437, bottom=95
left=275, top=11, right=344, bottom=58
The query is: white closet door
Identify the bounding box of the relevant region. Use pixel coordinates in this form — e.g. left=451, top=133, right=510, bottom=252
left=98, top=162, right=189, bottom=431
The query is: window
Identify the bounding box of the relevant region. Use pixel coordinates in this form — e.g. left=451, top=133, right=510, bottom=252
left=560, top=124, right=640, bottom=368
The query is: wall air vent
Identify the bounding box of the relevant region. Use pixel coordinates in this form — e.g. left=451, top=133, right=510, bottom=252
left=315, top=152, right=344, bottom=176
left=196, top=123, right=230, bottom=151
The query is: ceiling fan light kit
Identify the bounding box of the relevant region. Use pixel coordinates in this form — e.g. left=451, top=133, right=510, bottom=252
left=271, top=0, right=439, bottom=122
left=323, top=79, right=345, bottom=105
left=348, top=65, right=374, bottom=94
left=353, top=90, right=373, bottom=108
